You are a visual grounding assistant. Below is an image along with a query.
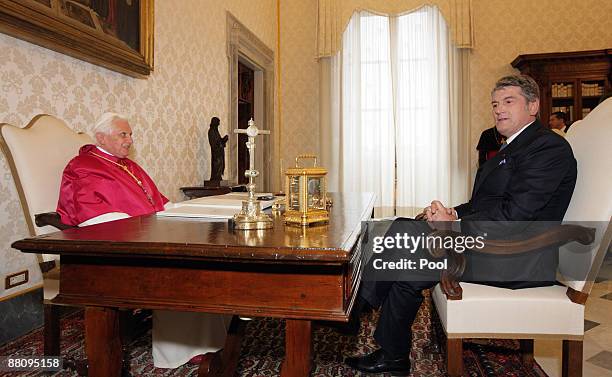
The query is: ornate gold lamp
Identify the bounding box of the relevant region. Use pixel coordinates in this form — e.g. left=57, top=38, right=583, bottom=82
left=284, top=154, right=329, bottom=226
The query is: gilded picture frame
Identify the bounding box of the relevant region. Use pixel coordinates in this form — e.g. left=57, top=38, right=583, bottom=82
left=0, top=0, right=154, bottom=78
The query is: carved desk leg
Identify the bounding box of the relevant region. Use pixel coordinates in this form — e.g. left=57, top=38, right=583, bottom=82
left=198, top=315, right=246, bottom=377
left=280, top=319, right=312, bottom=377
left=43, top=304, right=60, bottom=356
left=85, top=307, right=123, bottom=377
left=197, top=352, right=222, bottom=377
left=45, top=305, right=89, bottom=375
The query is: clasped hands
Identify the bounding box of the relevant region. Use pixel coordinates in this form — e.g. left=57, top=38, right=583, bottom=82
left=422, top=200, right=457, bottom=230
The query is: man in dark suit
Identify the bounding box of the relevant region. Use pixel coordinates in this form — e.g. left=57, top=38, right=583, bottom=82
left=345, top=75, right=577, bottom=375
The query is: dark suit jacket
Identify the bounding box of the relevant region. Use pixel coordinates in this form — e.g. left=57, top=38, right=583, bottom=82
left=455, top=119, right=577, bottom=286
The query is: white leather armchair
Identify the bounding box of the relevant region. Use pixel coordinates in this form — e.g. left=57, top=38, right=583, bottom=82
left=1, top=114, right=91, bottom=356
left=431, top=98, right=612, bottom=377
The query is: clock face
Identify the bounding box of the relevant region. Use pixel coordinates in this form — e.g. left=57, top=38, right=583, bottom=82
left=308, top=178, right=320, bottom=195
left=307, top=178, right=324, bottom=209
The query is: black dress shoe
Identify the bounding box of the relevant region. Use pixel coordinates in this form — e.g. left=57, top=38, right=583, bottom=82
left=345, top=348, right=411, bottom=376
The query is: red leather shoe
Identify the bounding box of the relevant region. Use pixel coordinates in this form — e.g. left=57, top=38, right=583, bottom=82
left=188, top=354, right=205, bottom=365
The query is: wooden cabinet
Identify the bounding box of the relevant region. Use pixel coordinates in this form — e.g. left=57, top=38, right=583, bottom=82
left=512, top=49, right=612, bottom=124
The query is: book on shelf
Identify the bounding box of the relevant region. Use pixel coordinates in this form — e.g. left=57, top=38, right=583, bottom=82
left=552, top=83, right=573, bottom=98
left=157, top=193, right=276, bottom=219
left=581, top=83, right=604, bottom=96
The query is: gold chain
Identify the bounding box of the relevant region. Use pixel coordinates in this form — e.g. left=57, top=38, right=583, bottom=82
left=90, top=151, right=155, bottom=206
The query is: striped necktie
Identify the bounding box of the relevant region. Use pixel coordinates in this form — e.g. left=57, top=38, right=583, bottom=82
left=499, top=141, right=508, bottom=151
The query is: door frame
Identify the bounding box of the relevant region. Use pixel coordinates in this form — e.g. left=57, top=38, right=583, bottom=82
left=226, top=12, right=275, bottom=191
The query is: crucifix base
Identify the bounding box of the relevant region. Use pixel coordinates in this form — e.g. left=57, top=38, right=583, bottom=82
left=232, top=200, right=274, bottom=230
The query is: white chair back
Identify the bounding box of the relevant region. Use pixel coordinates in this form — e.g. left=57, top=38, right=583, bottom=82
left=0, top=115, right=92, bottom=242
left=558, top=98, right=612, bottom=294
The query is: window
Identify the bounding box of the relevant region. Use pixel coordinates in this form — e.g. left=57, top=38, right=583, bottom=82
left=337, top=6, right=463, bottom=217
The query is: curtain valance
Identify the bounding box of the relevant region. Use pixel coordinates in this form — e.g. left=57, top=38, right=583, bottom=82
left=316, top=0, right=474, bottom=58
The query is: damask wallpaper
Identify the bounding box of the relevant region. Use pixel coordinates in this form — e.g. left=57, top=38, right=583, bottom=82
left=0, top=0, right=276, bottom=298
left=279, top=0, right=321, bottom=169
left=468, top=0, right=612, bottom=178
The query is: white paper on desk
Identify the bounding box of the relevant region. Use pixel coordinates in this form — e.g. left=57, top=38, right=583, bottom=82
left=204, top=193, right=275, bottom=208
left=156, top=193, right=275, bottom=219
left=157, top=205, right=238, bottom=219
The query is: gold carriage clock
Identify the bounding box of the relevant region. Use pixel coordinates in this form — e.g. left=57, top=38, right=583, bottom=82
left=284, top=154, right=329, bottom=226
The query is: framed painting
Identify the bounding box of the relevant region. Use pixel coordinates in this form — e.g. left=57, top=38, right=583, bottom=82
left=0, top=0, right=154, bottom=78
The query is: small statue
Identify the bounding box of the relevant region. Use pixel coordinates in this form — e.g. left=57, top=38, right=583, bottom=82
left=207, top=117, right=228, bottom=186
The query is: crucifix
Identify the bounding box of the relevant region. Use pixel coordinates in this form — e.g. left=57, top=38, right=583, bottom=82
left=232, top=118, right=273, bottom=229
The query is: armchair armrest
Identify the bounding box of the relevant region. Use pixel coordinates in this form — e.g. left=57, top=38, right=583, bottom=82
left=427, top=224, right=596, bottom=300
left=34, top=212, right=76, bottom=273
left=35, top=212, right=76, bottom=231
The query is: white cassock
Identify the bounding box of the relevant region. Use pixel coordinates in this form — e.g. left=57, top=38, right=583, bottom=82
left=152, top=311, right=231, bottom=368
left=80, top=210, right=230, bottom=368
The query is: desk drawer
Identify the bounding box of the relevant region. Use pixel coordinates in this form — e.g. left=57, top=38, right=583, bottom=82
left=345, top=232, right=364, bottom=309
left=57, top=256, right=347, bottom=321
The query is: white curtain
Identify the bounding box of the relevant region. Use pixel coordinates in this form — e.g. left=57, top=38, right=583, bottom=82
left=327, top=6, right=467, bottom=217
left=342, top=12, right=396, bottom=216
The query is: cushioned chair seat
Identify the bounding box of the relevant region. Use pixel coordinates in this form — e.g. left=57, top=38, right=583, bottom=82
left=432, top=283, right=584, bottom=337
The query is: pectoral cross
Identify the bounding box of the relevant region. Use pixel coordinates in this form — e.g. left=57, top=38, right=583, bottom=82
left=232, top=118, right=273, bottom=229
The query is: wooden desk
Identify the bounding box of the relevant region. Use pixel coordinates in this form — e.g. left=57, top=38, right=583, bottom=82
left=13, top=193, right=375, bottom=377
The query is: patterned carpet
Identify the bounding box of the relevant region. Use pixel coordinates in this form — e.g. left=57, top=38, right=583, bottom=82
left=1, top=294, right=548, bottom=377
